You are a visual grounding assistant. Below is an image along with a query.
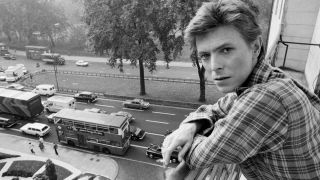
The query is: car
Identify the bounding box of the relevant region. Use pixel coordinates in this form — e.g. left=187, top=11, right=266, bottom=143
left=123, top=98, right=150, bottom=109
left=83, top=108, right=107, bottom=114
left=75, top=60, right=89, bottom=67
left=73, top=91, right=97, bottom=103
left=130, top=125, right=146, bottom=141
left=3, top=53, right=16, bottom=60
left=0, top=72, right=6, bottom=81
left=19, top=123, right=51, bottom=137
left=5, top=83, right=25, bottom=90
left=46, top=113, right=56, bottom=123
left=145, top=144, right=179, bottom=163
left=110, top=111, right=134, bottom=122
left=16, top=64, right=28, bottom=74
left=32, top=84, right=56, bottom=96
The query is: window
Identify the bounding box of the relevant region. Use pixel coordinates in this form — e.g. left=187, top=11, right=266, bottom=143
left=99, top=139, right=111, bottom=145
left=74, top=122, right=85, bottom=129
left=109, top=127, right=118, bottom=134
left=87, top=138, right=98, bottom=142
left=97, top=125, right=109, bottom=133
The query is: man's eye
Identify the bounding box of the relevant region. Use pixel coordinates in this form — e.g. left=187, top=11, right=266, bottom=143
left=221, top=48, right=232, bottom=54
left=199, top=54, right=210, bottom=60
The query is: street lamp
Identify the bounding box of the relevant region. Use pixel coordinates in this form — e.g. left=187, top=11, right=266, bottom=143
left=50, top=23, right=60, bottom=91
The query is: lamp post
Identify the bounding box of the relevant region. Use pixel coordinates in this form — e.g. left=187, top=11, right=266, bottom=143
left=51, top=23, right=60, bottom=91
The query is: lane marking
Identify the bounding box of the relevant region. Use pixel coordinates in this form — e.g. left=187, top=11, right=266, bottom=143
left=145, top=120, right=169, bottom=124
left=122, top=107, right=144, bottom=112
left=146, top=132, right=165, bottom=137
left=130, top=144, right=147, bottom=149
left=95, top=104, right=115, bottom=108
left=152, top=111, right=175, bottom=116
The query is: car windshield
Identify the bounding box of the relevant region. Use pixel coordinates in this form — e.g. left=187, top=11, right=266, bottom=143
left=41, top=126, right=48, bottom=131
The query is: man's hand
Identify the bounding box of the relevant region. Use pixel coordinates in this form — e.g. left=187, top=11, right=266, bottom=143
left=164, top=161, right=190, bottom=180
left=162, top=122, right=198, bottom=167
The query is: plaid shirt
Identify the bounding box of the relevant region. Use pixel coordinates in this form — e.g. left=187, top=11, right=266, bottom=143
left=183, top=60, right=320, bottom=180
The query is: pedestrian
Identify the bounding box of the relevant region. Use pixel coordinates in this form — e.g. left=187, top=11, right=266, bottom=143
left=162, top=0, right=320, bottom=180
left=38, top=137, right=44, bottom=151
left=53, top=142, right=59, bottom=155
left=29, top=142, right=35, bottom=154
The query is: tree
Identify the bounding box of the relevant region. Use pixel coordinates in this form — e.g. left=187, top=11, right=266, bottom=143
left=84, top=0, right=159, bottom=95
left=45, top=159, right=57, bottom=180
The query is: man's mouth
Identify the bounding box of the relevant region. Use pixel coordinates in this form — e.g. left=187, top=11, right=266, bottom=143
left=214, top=77, right=230, bottom=81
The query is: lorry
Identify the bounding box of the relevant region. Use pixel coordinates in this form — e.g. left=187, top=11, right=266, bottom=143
left=44, top=95, right=76, bottom=113
left=0, top=88, right=44, bottom=119
left=41, top=53, right=65, bottom=65
left=5, top=65, right=24, bottom=82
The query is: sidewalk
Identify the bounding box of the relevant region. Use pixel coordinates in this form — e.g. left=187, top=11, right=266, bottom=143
left=0, top=133, right=118, bottom=180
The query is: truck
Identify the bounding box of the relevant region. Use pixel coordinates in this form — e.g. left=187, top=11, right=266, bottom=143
left=0, top=88, right=44, bottom=119
left=44, top=95, right=76, bottom=113
left=5, top=65, right=24, bottom=82
left=41, top=53, right=65, bottom=65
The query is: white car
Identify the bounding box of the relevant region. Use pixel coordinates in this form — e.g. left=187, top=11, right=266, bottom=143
left=0, top=72, right=6, bottom=81
left=75, top=60, right=89, bottom=67
left=6, top=83, right=25, bottom=90
left=16, top=64, right=28, bottom=74
left=20, top=123, right=51, bottom=137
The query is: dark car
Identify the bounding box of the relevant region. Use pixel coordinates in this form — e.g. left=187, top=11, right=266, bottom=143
left=130, top=126, right=146, bottom=141
left=123, top=98, right=150, bottom=109
left=3, top=53, right=16, bottom=60
left=73, top=91, right=97, bottom=103
left=145, top=144, right=179, bottom=163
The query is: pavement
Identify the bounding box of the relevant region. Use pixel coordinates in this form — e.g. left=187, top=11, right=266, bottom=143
left=0, top=133, right=118, bottom=180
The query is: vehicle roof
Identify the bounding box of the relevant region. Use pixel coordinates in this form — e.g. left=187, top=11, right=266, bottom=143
left=26, top=123, right=48, bottom=128
left=79, top=91, right=93, bottom=95
left=54, top=109, right=127, bottom=127
left=0, top=88, right=40, bottom=100
left=47, top=95, right=74, bottom=103
left=36, top=84, right=54, bottom=88
left=25, top=45, right=48, bottom=49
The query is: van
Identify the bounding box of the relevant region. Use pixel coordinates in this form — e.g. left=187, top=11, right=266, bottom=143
left=33, top=84, right=56, bottom=96
left=0, top=114, right=16, bottom=128
left=44, top=96, right=76, bottom=113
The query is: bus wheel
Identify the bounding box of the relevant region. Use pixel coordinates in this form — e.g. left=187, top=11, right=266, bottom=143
left=67, top=140, right=75, bottom=146
left=102, top=148, right=110, bottom=154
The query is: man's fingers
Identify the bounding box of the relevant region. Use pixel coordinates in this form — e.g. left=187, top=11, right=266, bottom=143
left=178, top=142, right=191, bottom=162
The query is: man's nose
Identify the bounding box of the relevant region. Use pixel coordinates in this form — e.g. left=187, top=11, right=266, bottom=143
left=210, top=55, right=223, bottom=71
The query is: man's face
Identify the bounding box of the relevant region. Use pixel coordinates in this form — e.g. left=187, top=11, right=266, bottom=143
left=196, top=25, right=259, bottom=93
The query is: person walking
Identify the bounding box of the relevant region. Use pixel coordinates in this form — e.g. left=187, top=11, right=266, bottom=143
left=28, top=142, right=35, bottom=154
left=53, top=142, right=59, bottom=155
left=38, top=137, right=44, bottom=151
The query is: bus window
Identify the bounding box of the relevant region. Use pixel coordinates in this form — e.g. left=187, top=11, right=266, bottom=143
left=87, top=138, right=98, bottom=143
left=85, top=123, right=97, bottom=131
left=64, top=120, right=73, bottom=126
left=109, top=127, right=118, bottom=134
left=99, top=140, right=111, bottom=145
left=74, top=122, right=85, bottom=129
left=97, top=125, right=109, bottom=133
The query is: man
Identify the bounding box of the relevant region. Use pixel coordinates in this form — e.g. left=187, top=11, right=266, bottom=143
left=162, top=0, right=320, bottom=179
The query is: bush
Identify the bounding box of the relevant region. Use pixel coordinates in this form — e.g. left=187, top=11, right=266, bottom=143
left=33, top=173, right=49, bottom=180
left=2, top=170, right=33, bottom=177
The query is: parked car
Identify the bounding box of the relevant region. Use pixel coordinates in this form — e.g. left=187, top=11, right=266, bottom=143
left=20, top=123, right=51, bottom=137
left=5, top=83, right=25, bottom=91
left=123, top=98, right=150, bottom=109
left=75, top=60, right=89, bottom=67
left=130, top=126, right=146, bottom=141
left=73, top=91, right=97, bottom=103
left=110, top=111, right=134, bottom=122
left=145, top=144, right=179, bottom=163
left=3, top=53, right=16, bottom=60
left=16, top=64, right=28, bottom=74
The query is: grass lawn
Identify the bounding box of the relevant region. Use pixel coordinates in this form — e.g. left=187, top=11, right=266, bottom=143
left=28, top=72, right=225, bottom=105
left=4, top=160, right=72, bottom=180
left=7, top=160, right=45, bottom=175
left=0, top=162, right=5, bottom=171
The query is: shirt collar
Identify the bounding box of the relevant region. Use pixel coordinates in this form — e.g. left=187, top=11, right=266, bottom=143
left=235, top=59, right=272, bottom=96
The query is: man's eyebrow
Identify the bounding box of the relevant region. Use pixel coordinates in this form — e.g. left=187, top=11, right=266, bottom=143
left=198, top=42, right=233, bottom=54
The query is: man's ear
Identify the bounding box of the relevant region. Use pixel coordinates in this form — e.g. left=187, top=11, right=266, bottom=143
left=252, top=36, right=262, bottom=58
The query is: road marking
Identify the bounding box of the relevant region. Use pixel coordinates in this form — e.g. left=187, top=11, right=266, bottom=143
left=122, top=107, right=144, bottom=112
left=94, top=104, right=115, bottom=108
left=130, top=144, right=147, bottom=149
left=152, top=111, right=175, bottom=116
left=146, top=132, right=165, bottom=137
left=145, top=120, right=169, bottom=124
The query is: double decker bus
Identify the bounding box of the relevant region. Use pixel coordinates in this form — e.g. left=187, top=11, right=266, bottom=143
left=54, top=109, right=131, bottom=155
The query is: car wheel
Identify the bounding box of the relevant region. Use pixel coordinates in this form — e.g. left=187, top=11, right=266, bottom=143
left=102, top=148, right=110, bottom=154
left=67, top=140, right=75, bottom=146
left=148, top=154, right=154, bottom=159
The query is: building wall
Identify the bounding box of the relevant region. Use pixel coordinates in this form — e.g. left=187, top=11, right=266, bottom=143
left=275, top=0, right=320, bottom=71
left=305, top=9, right=320, bottom=92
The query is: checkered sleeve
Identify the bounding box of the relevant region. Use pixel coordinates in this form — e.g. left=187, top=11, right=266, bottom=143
left=181, top=93, right=237, bottom=135
left=185, top=88, right=289, bottom=169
